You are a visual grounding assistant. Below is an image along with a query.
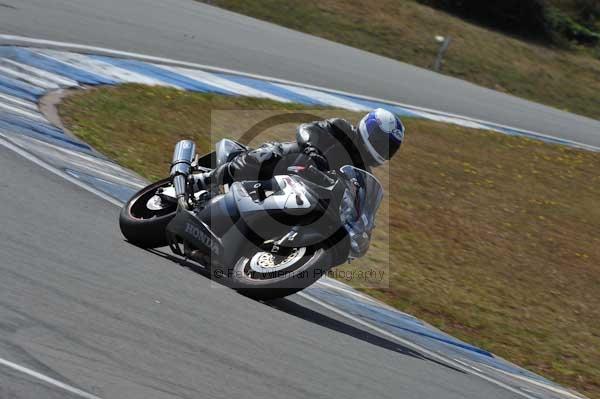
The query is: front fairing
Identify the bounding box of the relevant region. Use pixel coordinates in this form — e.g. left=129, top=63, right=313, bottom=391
left=338, top=165, right=384, bottom=258
left=215, top=138, right=248, bottom=168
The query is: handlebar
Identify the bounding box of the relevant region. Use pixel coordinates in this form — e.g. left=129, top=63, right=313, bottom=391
left=304, top=165, right=336, bottom=187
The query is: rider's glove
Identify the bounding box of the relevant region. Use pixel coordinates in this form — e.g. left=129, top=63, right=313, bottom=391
left=303, top=146, right=329, bottom=171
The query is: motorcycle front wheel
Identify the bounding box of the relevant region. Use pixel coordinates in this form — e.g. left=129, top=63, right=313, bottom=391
left=224, top=246, right=333, bottom=300
left=119, top=178, right=177, bottom=248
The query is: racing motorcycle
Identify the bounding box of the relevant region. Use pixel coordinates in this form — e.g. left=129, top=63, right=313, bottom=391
left=119, top=139, right=383, bottom=299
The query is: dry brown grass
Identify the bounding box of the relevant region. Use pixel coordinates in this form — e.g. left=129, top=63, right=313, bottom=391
left=60, top=85, right=600, bottom=398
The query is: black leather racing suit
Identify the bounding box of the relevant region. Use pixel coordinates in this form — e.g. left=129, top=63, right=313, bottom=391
left=209, top=118, right=372, bottom=186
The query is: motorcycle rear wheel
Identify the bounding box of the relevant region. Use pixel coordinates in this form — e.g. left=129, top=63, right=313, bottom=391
left=119, top=178, right=177, bottom=248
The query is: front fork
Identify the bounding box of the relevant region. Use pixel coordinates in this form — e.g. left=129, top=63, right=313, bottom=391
left=170, top=140, right=196, bottom=210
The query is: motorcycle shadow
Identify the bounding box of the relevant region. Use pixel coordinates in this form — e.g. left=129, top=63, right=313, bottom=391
left=144, top=246, right=211, bottom=275
left=267, top=298, right=464, bottom=373
left=143, top=246, right=463, bottom=373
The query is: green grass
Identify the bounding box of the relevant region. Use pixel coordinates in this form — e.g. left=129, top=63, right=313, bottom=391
left=548, top=0, right=600, bottom=32
left=201, top=0, right=600, bottom=120
left=60, top=84, right=600, bottom=398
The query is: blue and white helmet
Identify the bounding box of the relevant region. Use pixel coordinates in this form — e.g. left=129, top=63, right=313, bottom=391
left=357, top=108, right=404, bottom=165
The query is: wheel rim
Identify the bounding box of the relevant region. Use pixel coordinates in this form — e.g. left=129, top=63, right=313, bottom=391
left=246, top=247, right=307, bottom=276
left=146, top=195, right=170, bottom=211
left=129, top=182, right=176, bottom=220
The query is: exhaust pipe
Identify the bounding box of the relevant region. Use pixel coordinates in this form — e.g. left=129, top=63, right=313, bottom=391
left=170, top=140, right=196, bottom=208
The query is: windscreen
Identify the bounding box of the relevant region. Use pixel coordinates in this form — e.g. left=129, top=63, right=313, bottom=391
left=338, top=165, right=384, bottom=258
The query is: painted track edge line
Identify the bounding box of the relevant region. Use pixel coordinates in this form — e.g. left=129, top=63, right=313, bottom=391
left=297, top=292, right=536, bottom=399
left=1, top=34, right=598, bottom=152
left=297, top=292, right=585, bottom=399
left=0, top=133, right=123, bottom=207
left=471, top=361, right=587, bottom=399
left=0, top=357, right=102, bottom=399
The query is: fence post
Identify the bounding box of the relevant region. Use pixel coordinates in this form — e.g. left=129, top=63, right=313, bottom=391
left=433, top=36, right=452, bottom=72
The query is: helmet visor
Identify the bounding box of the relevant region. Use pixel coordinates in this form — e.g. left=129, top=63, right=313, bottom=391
left=368, top=130, right=401, bottom=161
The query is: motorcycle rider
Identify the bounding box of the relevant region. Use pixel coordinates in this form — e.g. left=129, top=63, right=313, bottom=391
left=199, top=108, right=405, bottom=188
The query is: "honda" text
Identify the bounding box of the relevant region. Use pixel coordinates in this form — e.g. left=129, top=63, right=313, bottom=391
left=185, top=222, right=220, bottom=256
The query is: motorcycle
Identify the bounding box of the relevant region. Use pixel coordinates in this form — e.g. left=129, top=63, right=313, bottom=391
left=119, top=139, right=383, bottom=299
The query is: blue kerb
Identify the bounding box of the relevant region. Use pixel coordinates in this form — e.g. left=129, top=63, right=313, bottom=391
left=335, top=94, right=420, bottom=118
left=306, top=285, right=493, bottom=357
left=0, top=75, right=44, bottom=101
left=90, top=55, right=236, bottom=95
left=0, top=47, right=116, bottom=85
left=0, top=113, right=92, bottom=151
left=214, top=73, right=328, bottom=105
left=64, top=168, right=138, bottom=203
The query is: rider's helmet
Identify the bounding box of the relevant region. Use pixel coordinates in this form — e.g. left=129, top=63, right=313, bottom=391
left=357, top=108, right=404, bottom=166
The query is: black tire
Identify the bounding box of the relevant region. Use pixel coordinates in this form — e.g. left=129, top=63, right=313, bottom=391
left=222, top=247, right=333, bottom=300
left=119, top=178, right=177, bottom=248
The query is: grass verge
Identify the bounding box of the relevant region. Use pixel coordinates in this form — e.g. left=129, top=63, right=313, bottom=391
left=202, top=0, right=600, bottom=121
left=60, top=84, right=600, bottom=398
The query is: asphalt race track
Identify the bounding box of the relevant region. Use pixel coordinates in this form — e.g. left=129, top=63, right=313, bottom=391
left=0, top=144, right=528, bottom=398
left=0, top=1, right=593, bottom=398
left=0, top=0, right=599, bottom=147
